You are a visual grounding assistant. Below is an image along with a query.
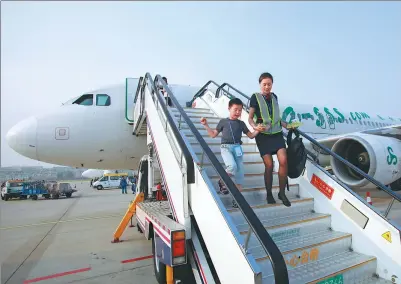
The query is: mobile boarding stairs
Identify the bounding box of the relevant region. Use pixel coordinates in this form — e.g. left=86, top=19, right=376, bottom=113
left=127, top=73, right=401, bottom=284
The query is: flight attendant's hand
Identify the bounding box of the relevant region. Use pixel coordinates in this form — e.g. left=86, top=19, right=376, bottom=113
left=200, top=117, right=207, bottom=126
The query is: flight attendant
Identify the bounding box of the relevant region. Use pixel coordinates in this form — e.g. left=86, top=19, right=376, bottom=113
left=248, top=72, right=292, bottom=207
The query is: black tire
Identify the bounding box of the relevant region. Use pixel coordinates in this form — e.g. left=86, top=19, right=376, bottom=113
left=152, top=231, right=167, bottom=284
left=5, top=195, right=9, bottom=201
left=32, top=195, right=38, bottom=200
left=66, top=192, right=72, bottom=198
left=52, top=193, right=59, bottom=199
left=97, top=185, right=103, bottom=190
left=44, top=194, right=50, bottom=199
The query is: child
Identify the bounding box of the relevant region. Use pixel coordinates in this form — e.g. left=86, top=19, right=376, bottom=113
left=200, top=98, right=263, bottom=203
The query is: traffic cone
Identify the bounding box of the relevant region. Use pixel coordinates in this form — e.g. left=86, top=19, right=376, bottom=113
left=366, top=192, right=372, bottom=205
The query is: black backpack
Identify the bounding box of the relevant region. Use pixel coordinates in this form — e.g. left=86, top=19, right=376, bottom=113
left=286, top=129, right=307, bottom=179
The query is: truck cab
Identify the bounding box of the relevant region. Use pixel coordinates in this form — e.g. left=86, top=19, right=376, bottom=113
left=1, top=180, right=24, bottom=201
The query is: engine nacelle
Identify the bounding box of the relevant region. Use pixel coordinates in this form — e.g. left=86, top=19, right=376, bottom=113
left=330, top=133, right=401, bottom=188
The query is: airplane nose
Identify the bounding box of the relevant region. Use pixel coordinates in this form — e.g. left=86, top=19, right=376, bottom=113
left=6, top=116, right=38, bottom=160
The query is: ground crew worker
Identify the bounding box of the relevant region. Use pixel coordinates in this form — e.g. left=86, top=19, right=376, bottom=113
left=248, top=72, right=293, bottom=207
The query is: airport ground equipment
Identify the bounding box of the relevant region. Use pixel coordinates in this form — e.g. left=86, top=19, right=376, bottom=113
left=21, top=181, right=50, bottom=200
left=44, top=181, right=76, bottom=199
left=120, top=73, right=400, bottom=284
left=1, top=180, right=25, bottom=201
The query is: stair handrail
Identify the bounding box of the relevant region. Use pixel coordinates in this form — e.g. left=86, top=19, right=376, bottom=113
left=133, top=76, right=144, bottom=104
left=186, top=80, right=221, bottom=107
left=216, top=82, right=252, bottom=109
left=140, top=73, right=195, bottom=184
left=154, top=74, right=289, bottom=283
left=132, top=76, right=147, bottom=135
left=125, top=77, right=143, bottom=123
left=293, top=128, right=401, bottom=217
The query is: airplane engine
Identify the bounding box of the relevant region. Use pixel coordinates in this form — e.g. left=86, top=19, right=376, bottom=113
left=330, top=133, right=401, bottom=189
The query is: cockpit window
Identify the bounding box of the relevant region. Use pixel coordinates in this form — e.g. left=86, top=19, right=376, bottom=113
left=96, top=94, right=111, bottom=106
left=73, top=94, right=93, bottom=106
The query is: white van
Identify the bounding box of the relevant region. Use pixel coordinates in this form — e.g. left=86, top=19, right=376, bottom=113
left=93, top=173, right=130, bottom=190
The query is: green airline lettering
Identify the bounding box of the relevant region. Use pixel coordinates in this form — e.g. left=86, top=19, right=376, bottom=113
left=314, top=107, right=326, bottom=129
left=333, top=108, right=345, bottom=123
left=377, top=115, right=385, bottom=120
left=387, top=147, right=398, bottom=165
left=301, top=113, right=314, bottom=120
left=324, top=107, right=336, bottom=129
left=350, top=112, right=357, bottom=120
left=356, top=112, right=362, bottom=120
left=361, top=112, right=370, bottom=119
left=282, top=106, right=296, bottom=123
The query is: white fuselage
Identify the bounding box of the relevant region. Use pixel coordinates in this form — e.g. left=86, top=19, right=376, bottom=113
left=5, top=81, right=401, bottom=172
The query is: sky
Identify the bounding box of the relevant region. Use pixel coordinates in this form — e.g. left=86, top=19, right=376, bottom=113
left=1, top=1, right=401, bottom=167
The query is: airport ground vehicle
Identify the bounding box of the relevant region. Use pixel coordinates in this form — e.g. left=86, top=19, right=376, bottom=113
left=45, top=181, right=77, bottom=199
left=21, top=181, right=50, bottom=200
left=1, top=180, right=24, bottom=201
left=93, top=173, right=132, bottom=190
left=110, top=74, right=401, bottom=284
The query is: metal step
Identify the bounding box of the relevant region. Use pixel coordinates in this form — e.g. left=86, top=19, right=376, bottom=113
left=231, top=198, right=315, bottom=229
left=195, top=151, right=263, bottom=163
left=174, top=112, right=214, bottom=118
left=243, top=213, right=333, bottom=248
left=188, top=136, right=254, bottom=144
left=262, top=251, right=379, bottom=284
left=256, top=230, right=352, bottom=274
left=191, top=143, right=259, bottom=154
left=171, top=107, right=214, bottom=114
left=210, top=172, right=277, bottom=188
left=174, top=113, right=219, bottom=121
left=218, top=184, right=300, bottom=209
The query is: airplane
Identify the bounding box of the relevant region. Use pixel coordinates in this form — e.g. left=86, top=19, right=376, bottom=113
left=81, top=169, right=138, bottom=179
left=81, top=169, right=105, bottom=179
left=5, top=77, right=401, bottom=191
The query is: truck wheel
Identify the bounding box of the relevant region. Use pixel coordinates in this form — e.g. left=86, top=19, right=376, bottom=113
left=52, top=194, right=59, bottom=199
left=32, top=195, right=38, bottom=200
left=44, top=194, right=50, bottom=199
left=66, top=193, right=72, bottom=198
left=97, top=185, right=103, bottom=190
left=5, top=195, right=9, bottom=201
left=152, top=231, right=167, bottom=284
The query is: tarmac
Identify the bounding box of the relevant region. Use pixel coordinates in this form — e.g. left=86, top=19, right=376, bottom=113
left=1, top=180, right=400, bottom=284
left=0, top=182, right=158, bottom=284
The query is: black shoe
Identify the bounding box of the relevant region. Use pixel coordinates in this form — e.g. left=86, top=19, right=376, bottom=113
left=266, top=194, right=276, bottom=204
left=278, top=192, right=291, bottom=207
left=232, top=199, right=239, bottom=208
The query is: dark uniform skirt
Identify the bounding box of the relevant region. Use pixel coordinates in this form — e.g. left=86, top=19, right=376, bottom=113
left=255, top=132, right=286, bottom=157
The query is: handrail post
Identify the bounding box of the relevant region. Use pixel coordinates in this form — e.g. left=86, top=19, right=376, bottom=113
left=242, top=228, right=253, bottom=254
left=384, top=198, right=395, bottom=217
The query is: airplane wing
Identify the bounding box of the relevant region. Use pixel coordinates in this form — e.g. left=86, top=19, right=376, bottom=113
left=311, top=124, right=401, bottom=150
